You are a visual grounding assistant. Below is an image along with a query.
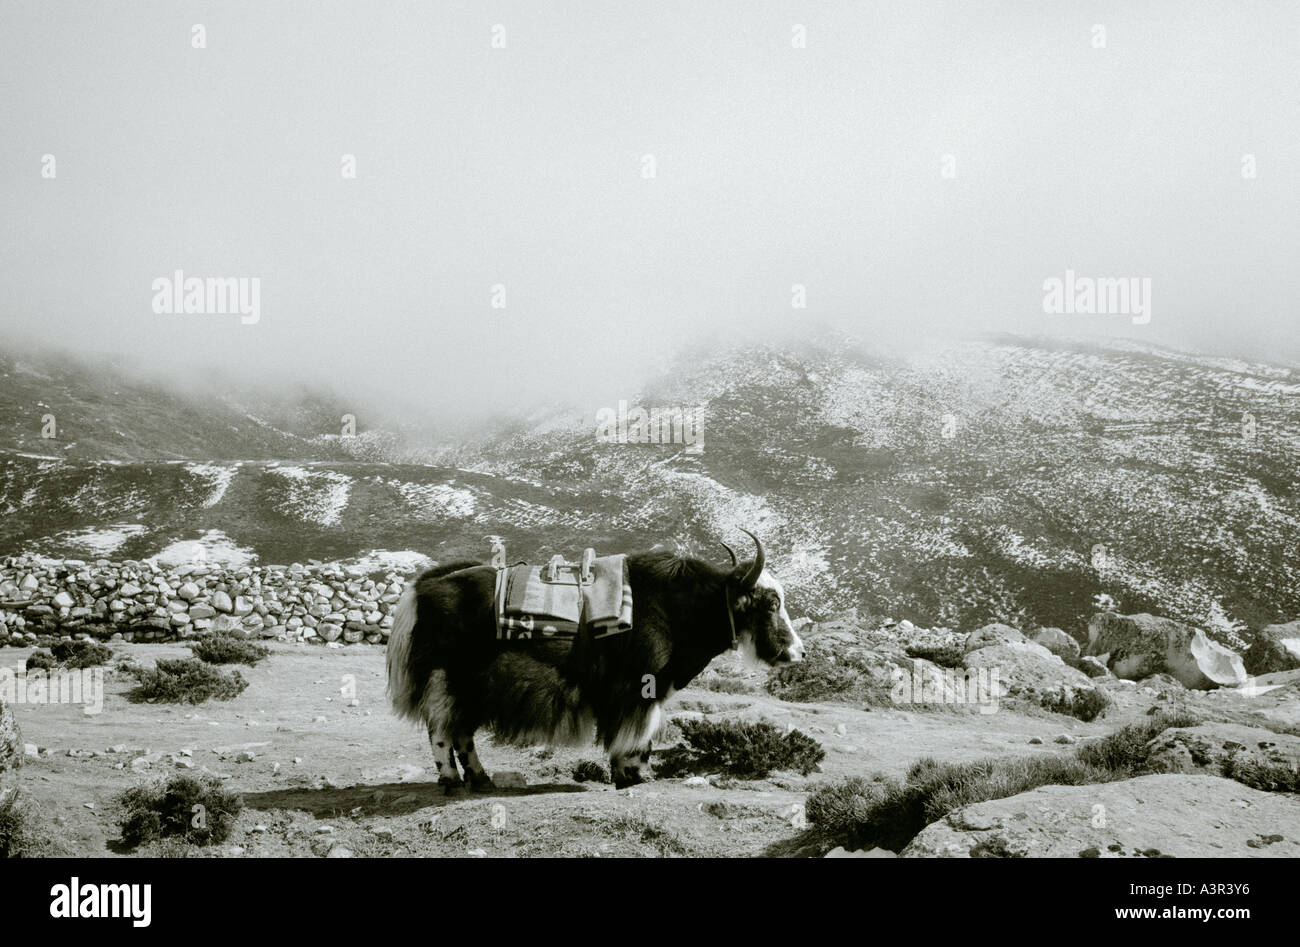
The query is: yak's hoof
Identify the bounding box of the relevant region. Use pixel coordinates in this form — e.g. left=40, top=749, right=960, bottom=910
left=440, top=777, right=465, bottom=795
left=613, top=773, right=645, bottom=790
left=467, top=772, right=496, bottom=793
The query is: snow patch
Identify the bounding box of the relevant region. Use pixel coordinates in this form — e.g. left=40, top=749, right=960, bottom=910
left=53, top=524, right=148, bottom=556
left=392, top=480, right=478, bottom=519
left=268, top=466, right=352, bottom=527
left=186, top=463, right=239, bottom=508
left=148, top=530, right=256, bottom=568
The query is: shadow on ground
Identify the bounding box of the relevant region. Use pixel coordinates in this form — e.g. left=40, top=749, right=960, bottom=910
left=239, top=780, right=589, bottom=818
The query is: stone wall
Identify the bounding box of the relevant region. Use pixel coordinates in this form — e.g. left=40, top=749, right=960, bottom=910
left=0, top=556, right=408, bottom=647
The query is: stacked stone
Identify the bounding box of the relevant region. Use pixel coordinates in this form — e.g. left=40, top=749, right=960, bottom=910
left=0, top=557, right=404, bottom=647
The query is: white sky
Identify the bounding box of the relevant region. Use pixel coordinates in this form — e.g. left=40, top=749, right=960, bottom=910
left=1, top=1, right=1297, bottom=421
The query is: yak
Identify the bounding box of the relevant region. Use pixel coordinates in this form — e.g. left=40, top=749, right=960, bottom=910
left=385, top=530, right=803, bottom=790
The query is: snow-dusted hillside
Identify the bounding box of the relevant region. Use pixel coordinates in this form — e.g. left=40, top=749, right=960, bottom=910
left=2, top=333, right=1296, bottom=647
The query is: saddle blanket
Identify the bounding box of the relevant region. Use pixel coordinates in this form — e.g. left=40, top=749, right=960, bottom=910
left=496, top=553, right=632, bottom=641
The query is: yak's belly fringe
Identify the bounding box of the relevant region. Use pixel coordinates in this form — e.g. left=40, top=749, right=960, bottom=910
left=606, top=702, right=666, bottom=756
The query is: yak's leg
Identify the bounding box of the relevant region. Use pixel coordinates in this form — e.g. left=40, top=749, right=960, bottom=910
left=608, top=704, right=661, bottom=789
left=610, top=741, right=652, bottom=789
left=427, top=725, right=463, bottom=793
left=420, top=671, right=463, bottom=793
left=453, top=730, right=494, bottom=792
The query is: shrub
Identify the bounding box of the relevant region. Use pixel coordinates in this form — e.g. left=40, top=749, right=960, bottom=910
left=190, top=633, right=270, bottom=667
left=572, top=760, right=609, bottom=783
left=126, top=658, right=248, bottom=704
left=905, top=643, right=966, bottom=670
left=26, top=640, right=113, bottom=672
left=658, top=718, right=825, bottom=779
left=702, top=676, right=756, bottom=695
left=24, top=650, right=55, bottom=672
left=766, top=648, right=894, bottom=707
left=51, top=639, right=114, bottom=669
left=115, top=773, right=243, bottom=849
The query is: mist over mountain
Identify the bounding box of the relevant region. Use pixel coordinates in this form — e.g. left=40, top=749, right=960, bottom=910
left=3, top=330, right=1296, bottom=650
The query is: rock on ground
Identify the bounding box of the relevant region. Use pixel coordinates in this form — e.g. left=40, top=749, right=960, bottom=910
left=1087, top=612, right=1246, bottom=689
left=1244, top=622, right=1300, bottom=676
left=900, top=774, right=1300, bottom=857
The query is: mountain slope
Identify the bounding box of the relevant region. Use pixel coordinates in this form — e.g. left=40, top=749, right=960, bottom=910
left=2, top=333, right=1297, bottom=648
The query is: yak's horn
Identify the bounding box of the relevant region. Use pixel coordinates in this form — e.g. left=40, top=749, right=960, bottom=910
left=738, top=529, right=765, bottom=590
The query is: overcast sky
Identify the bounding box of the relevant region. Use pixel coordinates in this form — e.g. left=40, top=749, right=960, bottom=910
left=2, top=1, right=1297, bottom=422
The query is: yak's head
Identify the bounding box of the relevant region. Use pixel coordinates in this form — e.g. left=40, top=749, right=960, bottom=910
left=722, top=530, right=804, bottom=666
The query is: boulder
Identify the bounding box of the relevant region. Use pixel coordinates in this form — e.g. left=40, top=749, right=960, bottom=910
left=901, top=775, right=1300, bottom=857
left=1033, top=627, right=1080, bottom=663
left=1087, top=612, right=1246, bottom=689
left=963, top=640, right=1103, bottom=715
left=963, top=623, right=1027, bottom=653
left=1244, top=622, right=1300, bottom=676
left=1144, top=722, right=1300, bottom=777
left=211, top=590, right=233, bottom=613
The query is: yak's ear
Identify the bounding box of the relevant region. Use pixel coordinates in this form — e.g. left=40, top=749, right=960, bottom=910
left=728, top=581, right=754, bottom=612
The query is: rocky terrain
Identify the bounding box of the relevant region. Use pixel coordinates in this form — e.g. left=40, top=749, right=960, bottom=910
left=3, top=332, right=1297, bottom=654
left=3, top=604, right=1299, bottom=859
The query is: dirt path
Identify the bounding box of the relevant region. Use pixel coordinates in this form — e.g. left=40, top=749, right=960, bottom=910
left=9, top=641, right=1158, bottom=857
